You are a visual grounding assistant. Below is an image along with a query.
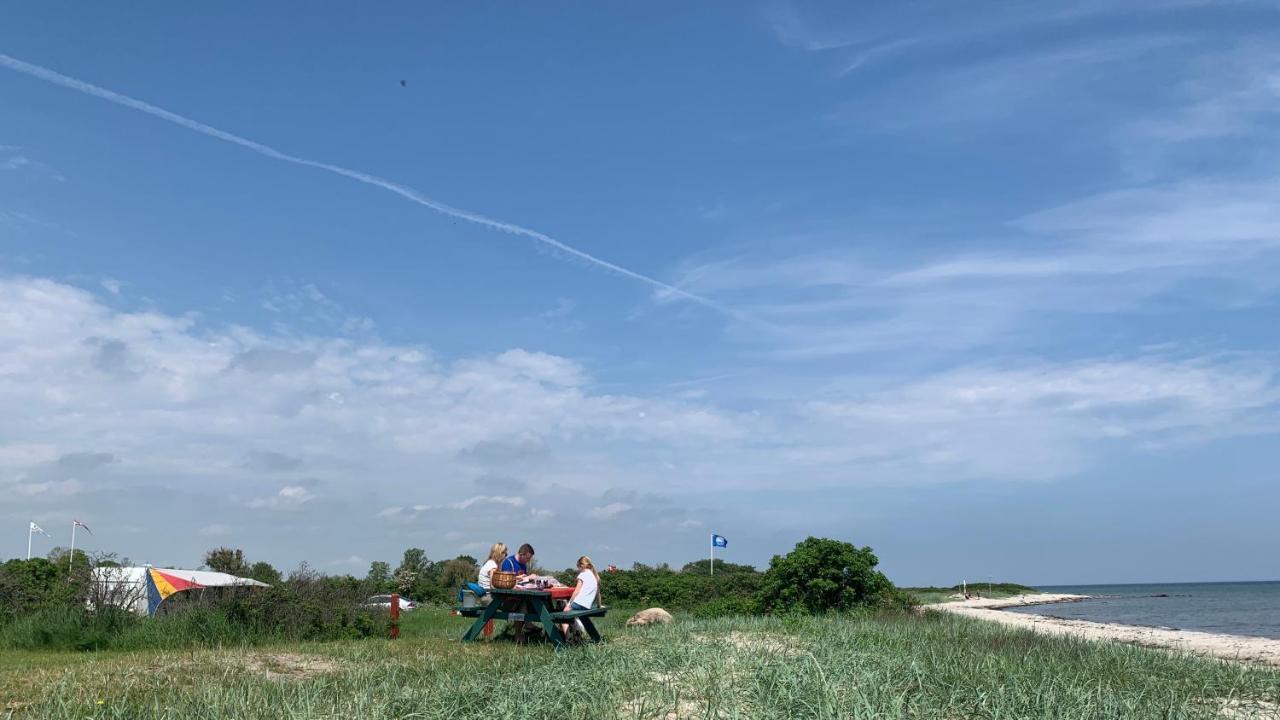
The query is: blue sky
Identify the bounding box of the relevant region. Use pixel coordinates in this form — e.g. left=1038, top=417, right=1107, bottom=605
left=3, top=2, right=1280, bottom=585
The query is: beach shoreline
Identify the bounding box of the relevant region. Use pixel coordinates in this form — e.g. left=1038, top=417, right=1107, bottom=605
left=934, top=593, right=1280, bottom=667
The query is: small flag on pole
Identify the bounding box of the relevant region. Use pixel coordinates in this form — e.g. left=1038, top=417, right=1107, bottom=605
left=711, top=534, right=728, bottom=548
left=73, top=520, right=93, bottom=535
left=30, top=521, right=51, bottom=537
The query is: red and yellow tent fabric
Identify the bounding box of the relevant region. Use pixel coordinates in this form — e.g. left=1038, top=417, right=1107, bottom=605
left=141, top=567, right=267, bottom=615
left=145, top=568, right=205, bottom=615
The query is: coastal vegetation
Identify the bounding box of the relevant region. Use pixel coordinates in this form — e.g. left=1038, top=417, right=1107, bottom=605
left=4, top=540, right=1277, bottom=718
left=903, top=582, right=1040, bottom=605
left=3, top=607, right=1278, bottom=718
left=0, top=538, right=902, bottom=652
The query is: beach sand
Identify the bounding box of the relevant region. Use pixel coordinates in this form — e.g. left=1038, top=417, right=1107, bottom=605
left=935, top=593, right=1280, bottom=667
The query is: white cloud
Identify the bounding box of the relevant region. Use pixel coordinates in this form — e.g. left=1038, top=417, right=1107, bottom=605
left=0, top=150, right=66, bottom=181
left=792, top=358, right=1280, bottom=482
left=1, top=273, right=1277, bottom=566
left=378, top=495, right=527, bottom=523
left=453, top=495, right=525, bottom=511
left=667, top=174, right=1280, bottom=361
left=13, top=478, right=82, bottom=497
left=0, top=275, right=742, bottom=511
left=587, top=502, right=631, bottom=520
left=198, top=524, right=232, bottom=537
left=248, top=485, right=315, bottom=509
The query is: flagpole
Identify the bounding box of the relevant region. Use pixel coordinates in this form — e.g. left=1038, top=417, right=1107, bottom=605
left=69, top=521, right=77, bottom=572
left=710, top=534, right=714, bottom=577
left=27, top=524, right=33, bottom=561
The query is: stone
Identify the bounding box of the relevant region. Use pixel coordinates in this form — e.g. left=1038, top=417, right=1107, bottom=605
left=626, top=607, right=674, bottom=627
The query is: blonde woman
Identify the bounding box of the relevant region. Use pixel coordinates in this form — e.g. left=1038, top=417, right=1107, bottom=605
left=477, top=542, right=507, bottom=595
left=559, top=555, right=601, bottom=640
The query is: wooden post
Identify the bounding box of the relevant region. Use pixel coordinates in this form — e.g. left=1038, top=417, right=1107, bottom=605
left=389, top=592, right=400, bottom=640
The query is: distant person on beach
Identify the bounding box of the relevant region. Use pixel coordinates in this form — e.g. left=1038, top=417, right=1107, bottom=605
left=559, top=555, right=601, bottom=640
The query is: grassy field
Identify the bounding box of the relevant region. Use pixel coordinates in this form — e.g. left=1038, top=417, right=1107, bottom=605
left=2, top=607, right=1278, bottom=719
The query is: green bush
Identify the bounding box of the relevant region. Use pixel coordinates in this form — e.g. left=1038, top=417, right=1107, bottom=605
left=758, top=537, right=903, bottom=614
left=215, top=568, right=389, bottom=641
left=0, top=563, right=389, bottom=651
left=555, top=562, right=764, bottom=612
left=0, top=558, right=84, bottom=624
left=692, top=594, right=761, bottom=618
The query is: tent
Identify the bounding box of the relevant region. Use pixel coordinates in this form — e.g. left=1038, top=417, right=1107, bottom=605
left=91, top=566, right=269, bottom=616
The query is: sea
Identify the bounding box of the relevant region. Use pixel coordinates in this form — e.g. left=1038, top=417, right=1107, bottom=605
left=1002, top=581, right=1280, bottom=640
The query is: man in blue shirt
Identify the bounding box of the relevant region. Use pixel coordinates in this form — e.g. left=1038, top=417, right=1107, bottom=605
left=501, top=543, right=534, bottom=577
left=500, top=543, right=535, bottom=642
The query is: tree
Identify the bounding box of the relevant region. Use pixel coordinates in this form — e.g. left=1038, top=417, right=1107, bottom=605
left=46, top=546, right=91, bottom=572
left=204, top=547, right=250, bottom=576
left=681, top=559, right=758, bottom=575
left=393, top=548, right=429, bottom=596
left=247, top=561, right=282, bottom=585
left=438, top=556, right=478, bottom=591
left=757, top=537, right=895, bottom=614
left=365, top=561, right=391, bottom=591
left=0, top=558, right=76, bottom=621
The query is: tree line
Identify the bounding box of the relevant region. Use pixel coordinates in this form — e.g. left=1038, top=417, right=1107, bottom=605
left=2, top=536, right=913, bottom=640
left=208, top=537, right=913, bottom=615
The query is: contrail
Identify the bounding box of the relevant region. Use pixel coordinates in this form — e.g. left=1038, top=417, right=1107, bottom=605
left=0, top=53, right=721, bottom=310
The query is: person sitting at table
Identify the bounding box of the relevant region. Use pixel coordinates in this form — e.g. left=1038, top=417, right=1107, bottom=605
left=477, top=542, right=507, bottom=601
left=501, top=543, right=535, bottom=578
left=500, top=543, right=535, bottom=642
left=558, top=555, right=601, bottom=641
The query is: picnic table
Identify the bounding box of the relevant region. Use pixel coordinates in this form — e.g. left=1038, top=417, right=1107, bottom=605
left=458, top=587, right=607, bottom=649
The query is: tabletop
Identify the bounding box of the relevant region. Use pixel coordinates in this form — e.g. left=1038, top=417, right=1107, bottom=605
left=487, top=587, right=553, bottom=598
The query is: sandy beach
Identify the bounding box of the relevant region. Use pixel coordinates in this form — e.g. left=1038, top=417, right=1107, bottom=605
left=936, top=593, right=1280, bottom=667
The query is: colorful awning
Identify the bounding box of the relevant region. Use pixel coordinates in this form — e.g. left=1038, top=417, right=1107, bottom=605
left=146, top=568, right=206, bottom=615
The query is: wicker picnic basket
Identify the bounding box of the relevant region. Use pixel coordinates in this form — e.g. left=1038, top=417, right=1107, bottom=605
left=490, top=571, right=517, bottom=589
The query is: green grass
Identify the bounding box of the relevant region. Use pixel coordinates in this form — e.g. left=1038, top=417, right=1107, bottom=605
left=904, top=582, right=1040, bottom=605
left=2, top=608, right=1278, bottom=719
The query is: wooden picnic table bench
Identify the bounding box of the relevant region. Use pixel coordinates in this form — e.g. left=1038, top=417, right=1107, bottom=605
left=458, top=587, right=607, bottom=649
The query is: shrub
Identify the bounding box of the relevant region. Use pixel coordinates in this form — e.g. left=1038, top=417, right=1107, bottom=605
left=0, top=558, right=85, bottom=626
left=758, top=537, right=900, bottom=614
left=555, top=562, right=764, bottom=612
left=216, top=566, right=388, bottom=641
left=693, top=594, right=761, bottom=618
left=0, top=562, right=389, bottom=651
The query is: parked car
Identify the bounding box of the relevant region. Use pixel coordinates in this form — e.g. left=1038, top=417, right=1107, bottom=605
left=362, top=594, right=417, bottom=611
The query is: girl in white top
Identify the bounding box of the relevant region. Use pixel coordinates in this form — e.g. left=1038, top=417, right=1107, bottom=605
left=569, top=555, right=600, bottom=609
left=477, top=542, right=507, bottom=592
left=560, top=555, right=601, bottom=639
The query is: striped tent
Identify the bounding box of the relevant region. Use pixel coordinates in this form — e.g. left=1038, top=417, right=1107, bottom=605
left=92, top=567, right=268, bottom=616
left=144, top=568, right=269, bottom=615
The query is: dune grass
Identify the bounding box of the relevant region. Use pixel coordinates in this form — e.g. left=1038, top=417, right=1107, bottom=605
left=2, top=608, right=1278, bottom=719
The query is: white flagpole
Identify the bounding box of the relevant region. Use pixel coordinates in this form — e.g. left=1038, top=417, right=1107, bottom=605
left=27, top=524, right=33, bottom=561
left=69, top=521, right=77, bottom=571
left=710, top=534, right=714, bottom=577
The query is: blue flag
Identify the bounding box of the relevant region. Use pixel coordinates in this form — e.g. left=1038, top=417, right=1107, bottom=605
left=711, top=533, right=728, bottom=548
